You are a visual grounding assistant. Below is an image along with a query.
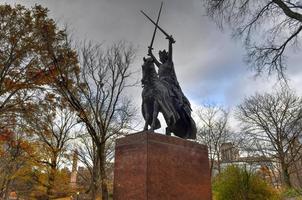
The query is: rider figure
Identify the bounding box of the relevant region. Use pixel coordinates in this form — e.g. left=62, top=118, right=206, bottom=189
left=148, top=35, right=190, bottom=111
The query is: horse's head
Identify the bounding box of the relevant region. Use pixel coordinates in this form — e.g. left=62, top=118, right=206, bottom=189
left=141, top=57, right=157, bottom=86
left=142, top=57, right=154, bottom=70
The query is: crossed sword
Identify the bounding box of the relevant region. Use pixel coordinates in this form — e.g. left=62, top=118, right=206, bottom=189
left=140, top=2, right=174, bottom=56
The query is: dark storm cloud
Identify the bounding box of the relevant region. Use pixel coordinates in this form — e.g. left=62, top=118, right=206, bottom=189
left=2, top=0, right=302, bottom=114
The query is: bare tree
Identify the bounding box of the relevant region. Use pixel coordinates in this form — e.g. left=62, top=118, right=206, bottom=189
left=237, top=131, right=283, bottom=186
left=49, top=41, right=136, bottom=200
left=76, top=133, right=100, bottom=199
left=237, top=88, right=302, bottom=188
left=196, top=104, right=231, bottom=176
left=203, top=0, right=302, bottom=79
left=75, top=131, right=118, bottom=199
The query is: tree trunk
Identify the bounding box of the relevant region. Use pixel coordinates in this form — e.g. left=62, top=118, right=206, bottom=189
left=280, top=160, right=292, bottom=188
left=2, top=178, right=11, bottom=200
left=0, top=178, right=6, bottom=199
left=91, top=161, right=100, bottom=200
left=296, top=163, right=302, bottom=188
left=217, top=152, right=221, bottom=174
left=0, top=173, right=12, bottom=200
left=209, top=157, right=214, bottom=177
left=90, top=182, right=98, bottom=200
left=47, top=157, right=57, bottom=199
left=101, top=180, right=109, bottom=200
left=98, top=143, right=109, bottom=200
left=47, top=168, right=55, bottom=199
left=282, top=166, right=292, bottom=188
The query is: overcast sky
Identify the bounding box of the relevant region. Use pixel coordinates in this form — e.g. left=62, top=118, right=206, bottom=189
left=2, top=0, right=302, bottom=130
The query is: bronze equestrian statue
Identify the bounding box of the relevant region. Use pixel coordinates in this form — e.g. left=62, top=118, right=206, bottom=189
left=141, top=57, right=179, bottom=132
left=141, top=5, right=196, bottom=139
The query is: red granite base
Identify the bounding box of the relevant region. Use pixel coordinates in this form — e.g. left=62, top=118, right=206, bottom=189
left=113, top=131, right=212, bottom=200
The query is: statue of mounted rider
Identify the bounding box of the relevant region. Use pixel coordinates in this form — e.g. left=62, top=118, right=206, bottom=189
left=140, top=3, right=197, bottom=139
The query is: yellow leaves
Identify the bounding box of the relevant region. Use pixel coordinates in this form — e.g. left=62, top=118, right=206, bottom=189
left=0, top=147, right=4, bottom=156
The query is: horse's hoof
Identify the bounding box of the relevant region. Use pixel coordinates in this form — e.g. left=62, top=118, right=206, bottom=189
left=165, top=128, right=171, bottom=136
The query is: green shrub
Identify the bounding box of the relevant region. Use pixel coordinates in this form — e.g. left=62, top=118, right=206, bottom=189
left=281, top=188, right=302, bottom=199
left=213, top=165, right=280, bottom=200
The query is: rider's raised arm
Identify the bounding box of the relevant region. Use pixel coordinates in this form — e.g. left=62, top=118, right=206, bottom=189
left=148, top=48, right=161, bottom=67
left=167, top=35, right=175, bottom=63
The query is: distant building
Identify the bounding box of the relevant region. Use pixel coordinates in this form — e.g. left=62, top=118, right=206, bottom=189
left=70, top=150, right=78, bottom=189
left=221, top=142, right=239, bottom=162
left=219, top=142, right=281, bottom=187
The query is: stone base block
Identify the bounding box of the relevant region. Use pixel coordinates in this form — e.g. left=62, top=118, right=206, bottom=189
left=113, top=131, right=211, bottom=200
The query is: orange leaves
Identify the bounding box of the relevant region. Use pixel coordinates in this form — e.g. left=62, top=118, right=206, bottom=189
left=32, top=5, right=48, bottom=20
left=45, top=92, right=56, bottom=102
left=3, top=78, right=15, bottom=90
left=0, top=128, right=34, bottom=156
left=0, top=4, right=79, bottom=115
left=3, top=77, right=28, bottom=91
left=0, top=128, right=13, bottom=141
left=9, top=35, right=17, bottom=44
left=18, top=139, right=34, bottom=154
left=35, top=65, right=60, bottom=85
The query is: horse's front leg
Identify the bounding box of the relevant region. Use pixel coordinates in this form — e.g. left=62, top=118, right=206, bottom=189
left=143, top=103, right=149, bottom=131
left=143, top=121, right=149, bottom=131
left=165, top=127, right=171, bottom=136
left=150, top=101, right=159, bottom=131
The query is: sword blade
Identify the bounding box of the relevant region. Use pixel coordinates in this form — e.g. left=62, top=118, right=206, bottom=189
left=140, top=10, right=169, bottom=38
left=149, top=2, right=163, bottom=50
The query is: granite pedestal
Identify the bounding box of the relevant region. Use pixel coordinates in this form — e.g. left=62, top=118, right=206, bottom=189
left=113, top=132, right=211, bottom=200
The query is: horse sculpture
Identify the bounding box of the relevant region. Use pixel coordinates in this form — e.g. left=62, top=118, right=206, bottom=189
left=141, top=57, right=197, bottom=139
left=141, top=57, right=177, bottom=132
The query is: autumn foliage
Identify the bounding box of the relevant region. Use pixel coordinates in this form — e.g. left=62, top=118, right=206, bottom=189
left=0, top=3, right=136, bottom=199
left=0, top=4, right=79, bottom=199
left=0, top=4, right=78, bottom=114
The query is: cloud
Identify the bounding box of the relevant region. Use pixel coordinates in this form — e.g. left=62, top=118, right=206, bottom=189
left=3, top=0, right=302, bottom=133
